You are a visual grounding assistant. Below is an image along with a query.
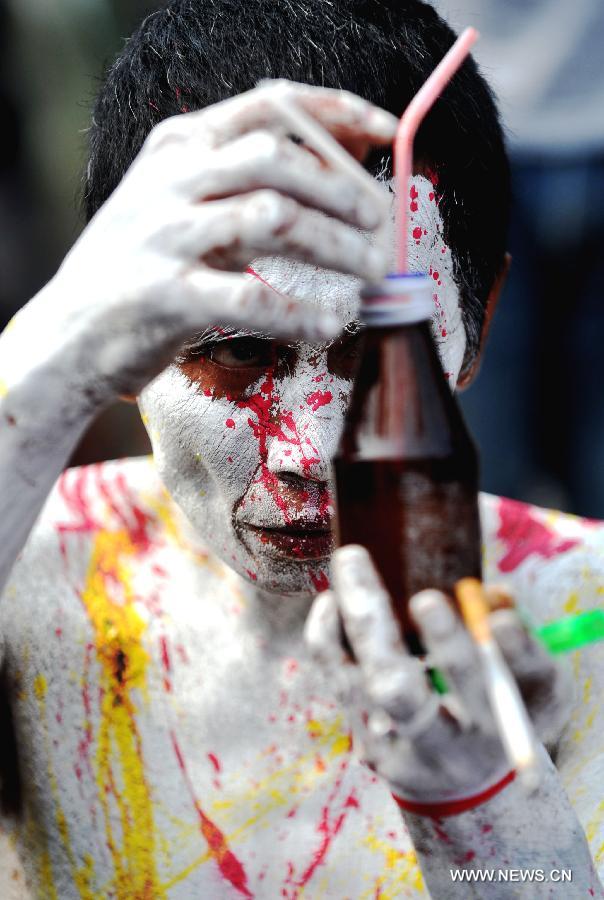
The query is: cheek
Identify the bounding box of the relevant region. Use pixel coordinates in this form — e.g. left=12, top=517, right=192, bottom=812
left=139, top=368, right=262, bottom=494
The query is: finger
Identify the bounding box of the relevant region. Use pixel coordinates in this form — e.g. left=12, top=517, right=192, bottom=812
left=197, top=81, right=398, bottom=151
left=177, top=130, right=388, bottom=230
left=410, top=589, right=493, bottom=730
left=490, top=608, right=574, bottom=743
left=304, top=590, right=347, bottom=667
left=332, top=545, right=435, bottom=724
left=484, top=583, right=515, bottom=613
left=304, top=590, right=363, bottom=712
left=176, top=268, right=341, bottom=342
left=174, top=190, right=388, bottom=280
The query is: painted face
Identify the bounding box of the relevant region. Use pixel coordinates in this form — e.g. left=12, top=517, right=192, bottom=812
left=139, top=175, right=467, bottom=595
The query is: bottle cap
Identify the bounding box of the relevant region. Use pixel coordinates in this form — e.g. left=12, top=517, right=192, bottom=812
left=360, top=273, right=433, bottom=325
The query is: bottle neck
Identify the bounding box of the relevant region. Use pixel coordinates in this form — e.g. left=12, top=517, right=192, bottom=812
left=360, top=273, right=433, bottom=327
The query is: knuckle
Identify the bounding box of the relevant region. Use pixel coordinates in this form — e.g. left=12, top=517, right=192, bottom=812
left=144, top=115, right=184, bottom=152
left=244, top=190, right=298, bottom=230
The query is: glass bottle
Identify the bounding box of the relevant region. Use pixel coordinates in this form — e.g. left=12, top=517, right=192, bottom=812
left=334, top=274, right=482, bottom=654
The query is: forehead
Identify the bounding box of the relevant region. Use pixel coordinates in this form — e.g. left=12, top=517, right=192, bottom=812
left=248, top=174, right=459, bottom=329
left=248, top=258, right=361, bottom=324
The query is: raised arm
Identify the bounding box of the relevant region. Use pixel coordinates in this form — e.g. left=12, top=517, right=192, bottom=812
left=0, top=81, right=396, bottom=595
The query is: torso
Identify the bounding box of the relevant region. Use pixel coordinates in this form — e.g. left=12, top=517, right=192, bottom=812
left=1, top=457, right=604, bottom=898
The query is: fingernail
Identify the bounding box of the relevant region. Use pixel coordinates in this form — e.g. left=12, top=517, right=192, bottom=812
left=364, top=246, right=388, bottom=281
left=334, top=545, right=382, bottom=594
left=357, top=200, right=382, bottom=230
left=368, top=107, right=398, bottom=139
left=309, top=310, right=341, bottom=340
left=411, top=590, right=457, bottom=639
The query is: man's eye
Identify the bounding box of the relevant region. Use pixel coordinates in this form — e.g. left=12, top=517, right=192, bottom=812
left=209, top=338, right=276, bottom=369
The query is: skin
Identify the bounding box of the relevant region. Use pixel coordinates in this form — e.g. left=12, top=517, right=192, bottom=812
left=0, top=80, right=602, bottom=897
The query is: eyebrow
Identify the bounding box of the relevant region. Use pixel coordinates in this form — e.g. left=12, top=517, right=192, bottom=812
left=180, top=318, right=364, bottom=355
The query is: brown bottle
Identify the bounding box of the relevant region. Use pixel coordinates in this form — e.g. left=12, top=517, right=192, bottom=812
left=334, top=274, right=482, bottom=654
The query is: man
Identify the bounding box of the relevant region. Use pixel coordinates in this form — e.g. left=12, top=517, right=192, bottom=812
left=0, top=1, right=602, bottom=897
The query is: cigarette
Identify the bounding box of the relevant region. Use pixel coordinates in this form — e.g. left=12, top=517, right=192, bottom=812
left=456, top=578, right=539, bottom=792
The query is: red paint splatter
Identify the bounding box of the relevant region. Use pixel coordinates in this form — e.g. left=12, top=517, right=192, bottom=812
left=306, top=390, right=332, bottom=412
left=171, top=732, right=252, bottom=897
left=432, top=270, right=440, bottom=281
left=412, top=226, right=422, bottom=240
left=496, top=498, right=580, bottom=573
left=159, top=636, right=171, bottom=673
left=410, top=201, right=418, bottom=212
left=481, top=823, right=493, bottom=834
left=295, top=805, right=346, bottom=891
left=410, top=185, right=418, bottom=200
left=226, top=419, right=235, bottom=429
left=432, top=819, right=452, bottom=844
left=309, top=570, right=329, bottom=592
left=343, top=790, right=359, bottom=809
left=208, top=753, right=222, bottom=773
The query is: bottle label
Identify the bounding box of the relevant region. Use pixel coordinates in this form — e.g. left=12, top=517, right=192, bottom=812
left=398, top=470, right=481, bottom=594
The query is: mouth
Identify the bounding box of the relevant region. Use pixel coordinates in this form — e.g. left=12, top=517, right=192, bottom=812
left=240, top=522, right=335, bottom=560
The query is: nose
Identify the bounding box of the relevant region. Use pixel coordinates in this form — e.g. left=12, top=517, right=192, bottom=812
left=265, top=377, right=347, bottom=485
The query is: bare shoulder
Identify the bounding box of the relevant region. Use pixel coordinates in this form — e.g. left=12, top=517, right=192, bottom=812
left=0, top=456, right=170, bottom=637
left=479, top=491, right=604, bottom=624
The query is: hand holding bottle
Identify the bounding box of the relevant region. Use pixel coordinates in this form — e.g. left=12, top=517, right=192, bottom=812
left=304, top=544, right=573, bottom=803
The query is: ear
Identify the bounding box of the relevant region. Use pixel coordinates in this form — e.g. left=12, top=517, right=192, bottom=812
left=456, top=252, right=511, bottom=391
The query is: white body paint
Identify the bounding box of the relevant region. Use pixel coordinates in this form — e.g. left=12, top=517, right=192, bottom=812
left=0, top=81, right=600, bottom=896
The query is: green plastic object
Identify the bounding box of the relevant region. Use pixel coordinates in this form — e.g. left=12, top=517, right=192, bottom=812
left=428, top=666, right=449, bottom=694
left=536, top=609, right=604, bottom=654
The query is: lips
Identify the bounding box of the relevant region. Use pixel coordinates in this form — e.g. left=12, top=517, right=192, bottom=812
left=240, top=522, right=335, bottom=560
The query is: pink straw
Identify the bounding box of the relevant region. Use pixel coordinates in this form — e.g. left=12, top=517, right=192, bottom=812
left=395, top=27, right=479, bottom=272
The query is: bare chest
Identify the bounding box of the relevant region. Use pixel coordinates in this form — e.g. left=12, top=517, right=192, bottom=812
left=2, top=545, right=425, bottom=899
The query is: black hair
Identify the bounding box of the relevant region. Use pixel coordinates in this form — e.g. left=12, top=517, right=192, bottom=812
left=84, top=0, right=510, bottom=371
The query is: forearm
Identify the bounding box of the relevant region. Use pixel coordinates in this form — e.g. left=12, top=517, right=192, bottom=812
left=402, top=748, right=603, bottom=898
left=0, top=283, right=104, bottom=593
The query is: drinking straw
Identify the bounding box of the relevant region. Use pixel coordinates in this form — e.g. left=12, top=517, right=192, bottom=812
left=395, top=27, right=478, bottom=273
left=456, top=578, right=540, bottom=792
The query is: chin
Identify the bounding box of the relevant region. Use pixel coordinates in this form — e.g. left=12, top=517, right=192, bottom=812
left=216, top=537, right=331, bottom=597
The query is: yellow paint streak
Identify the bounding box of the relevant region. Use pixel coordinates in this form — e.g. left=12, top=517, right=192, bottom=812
left=38, top=851, right=59, bottom=900
left=361, top=832, right=425, bottom=897
left=34, top=673, right=47, bottom=700
left=33, top=674, right=99, bottom=899
left=583, top=677, right=592, bottom=705
left=306, top=716, right=352, bottom=757
left=0, top=378, right=7, bottom=399
left=81, top=528, right=163, bottom=899
left=564, top=592, right=580, bottom=615
left=163, top=719, right=353, bottom=892
left=586, top=801, right=604, bottom=844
